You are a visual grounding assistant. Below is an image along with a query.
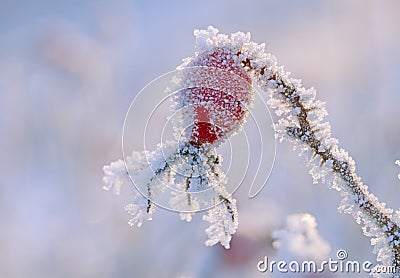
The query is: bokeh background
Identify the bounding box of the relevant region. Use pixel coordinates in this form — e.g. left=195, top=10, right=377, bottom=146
left=1, top=0, right=399, bottom=277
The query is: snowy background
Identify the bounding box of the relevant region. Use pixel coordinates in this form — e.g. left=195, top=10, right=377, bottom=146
left=1, top=0, right=399, bottom=277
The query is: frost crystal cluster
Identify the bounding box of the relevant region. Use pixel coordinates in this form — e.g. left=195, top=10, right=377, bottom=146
left=273, top=213, right=331, bottom=262
left=103, top=26, right=400, bottom=273
left=104, top=141, right=239, bottom=247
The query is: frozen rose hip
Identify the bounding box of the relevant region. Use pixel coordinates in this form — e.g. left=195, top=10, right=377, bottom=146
left=181, top=50, right=253, bottom=146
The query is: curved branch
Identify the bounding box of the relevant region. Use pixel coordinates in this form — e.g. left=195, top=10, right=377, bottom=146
left=235, top=47, right=400, bottom=270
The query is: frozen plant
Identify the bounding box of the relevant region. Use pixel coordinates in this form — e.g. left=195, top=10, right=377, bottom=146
left=272, top=213, right=331, bottom=263
left=103, top=37, right=254, bottom=248
left=103, top=26, right=400, bottom=274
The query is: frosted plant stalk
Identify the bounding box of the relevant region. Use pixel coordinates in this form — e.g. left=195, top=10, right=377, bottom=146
left=103, top=26, right=400, bottom=273
left=189, top=26, right=399, bottom=274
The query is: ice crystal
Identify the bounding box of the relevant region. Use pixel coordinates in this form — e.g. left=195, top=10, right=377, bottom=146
left=174, top=37, right=254, bottom=147
left=102, top=151, right=147, bottom=195
left=125, top=193, right=154, bottom=228
left=203, top=198, right=238, bottom=249
left=102, top=159, right=129, bottom=195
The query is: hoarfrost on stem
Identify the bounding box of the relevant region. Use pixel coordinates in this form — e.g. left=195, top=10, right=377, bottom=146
left=125, top=195, right=154, bottom=228
left=203, top=197, right=239, bottom=249
left=102, top=151, right=147, bottom=195
left=104, top=140, right=239, bottom=248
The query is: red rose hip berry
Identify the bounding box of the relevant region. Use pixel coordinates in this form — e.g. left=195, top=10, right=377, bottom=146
left=181, top=50, right=253, bottom=147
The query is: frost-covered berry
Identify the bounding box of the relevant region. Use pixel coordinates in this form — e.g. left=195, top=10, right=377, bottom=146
left=176, top=50, right=254, bottom=146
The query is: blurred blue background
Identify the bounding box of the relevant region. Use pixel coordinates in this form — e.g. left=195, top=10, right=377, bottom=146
left=1, top=0, right=399, bottom=277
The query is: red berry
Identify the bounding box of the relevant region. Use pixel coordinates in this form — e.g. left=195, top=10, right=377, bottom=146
left=185, top=51, right=253, bottom=146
